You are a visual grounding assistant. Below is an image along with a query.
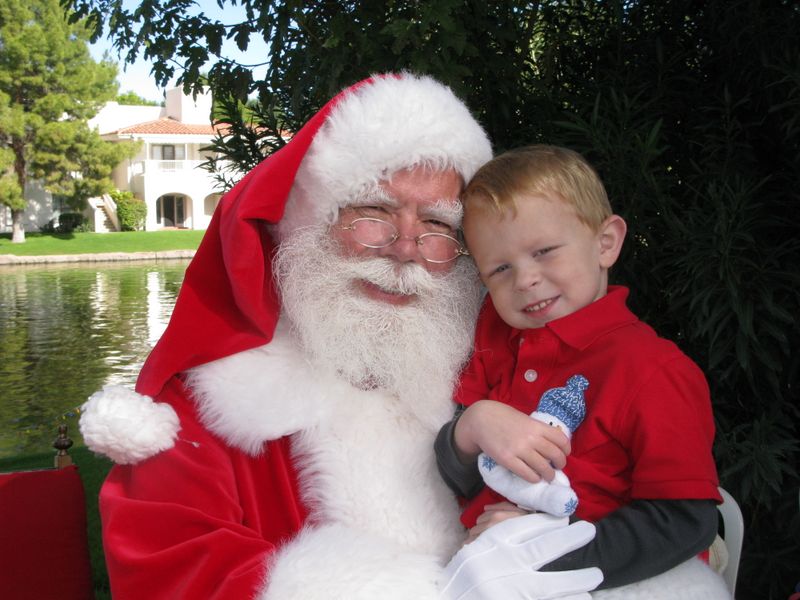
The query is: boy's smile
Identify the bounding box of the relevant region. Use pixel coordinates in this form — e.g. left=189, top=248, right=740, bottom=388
left=463, top=191, right=625, bottom=330
left=524, top=297, right=557, bottom=313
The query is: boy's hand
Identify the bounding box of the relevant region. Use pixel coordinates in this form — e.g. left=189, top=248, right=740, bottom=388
left=454, top=400, right=570, bottom=483
left=466, top=501, right=528, bottom=544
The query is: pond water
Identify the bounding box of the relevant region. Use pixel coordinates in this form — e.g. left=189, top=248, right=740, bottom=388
left=0, top=260, right=188, bottom=459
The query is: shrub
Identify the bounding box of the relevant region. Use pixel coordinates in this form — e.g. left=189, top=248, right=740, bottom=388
left=57, top=213, right=85, bottom=233
left=39, top=219, right=57, bottom=234
left=111, top=190, right=146, bottom=231
left=74, top=221, right=93, bottom=233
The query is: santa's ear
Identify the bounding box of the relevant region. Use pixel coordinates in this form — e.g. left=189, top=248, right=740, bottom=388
left=597, top=214, right=627, bottom=269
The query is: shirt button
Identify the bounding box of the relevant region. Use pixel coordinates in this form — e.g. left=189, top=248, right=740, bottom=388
left=524, top=369, right=538, bottom=382
left=519, top=337, right=525, bottom=346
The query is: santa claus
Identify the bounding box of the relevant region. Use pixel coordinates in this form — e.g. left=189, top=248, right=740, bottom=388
left=80, top=73, right=600, bottom=599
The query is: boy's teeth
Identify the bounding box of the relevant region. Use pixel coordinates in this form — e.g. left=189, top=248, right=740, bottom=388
left=526, top=299, right=552, bottom=312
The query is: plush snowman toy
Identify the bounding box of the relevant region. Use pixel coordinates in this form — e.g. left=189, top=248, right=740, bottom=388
left=478, top=374, right=588, bottom=517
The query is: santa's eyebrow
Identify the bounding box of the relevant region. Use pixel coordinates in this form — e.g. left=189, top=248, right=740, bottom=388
left=423, top=200, right=463, bottom=227
left=345, top=188, right=463, bottom=227
left=347, top=185, right=396, bottom=207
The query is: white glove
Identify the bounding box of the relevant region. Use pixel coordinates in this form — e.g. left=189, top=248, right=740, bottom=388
left=441, top=513, right=603, bottom=600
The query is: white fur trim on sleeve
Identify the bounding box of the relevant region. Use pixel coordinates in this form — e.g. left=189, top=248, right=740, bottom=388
left=184, top=322, right=344, bottom=455
left=256, top=523, right=442, bottom=600
left=79, top=385, right=180, bottom=464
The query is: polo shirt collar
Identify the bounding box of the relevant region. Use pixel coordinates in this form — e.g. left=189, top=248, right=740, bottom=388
left=509, top=286, right=638, bottom=351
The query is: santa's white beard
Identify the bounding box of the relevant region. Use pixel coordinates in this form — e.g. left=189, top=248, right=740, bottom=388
left=274, top=225, right=483, bottom=428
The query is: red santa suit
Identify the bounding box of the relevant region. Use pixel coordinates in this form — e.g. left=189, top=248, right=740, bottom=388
left=80, top=73, right=494, bottom=599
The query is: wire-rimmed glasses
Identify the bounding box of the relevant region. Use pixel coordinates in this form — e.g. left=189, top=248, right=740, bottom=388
left=341, top=217, right=469, bottom=264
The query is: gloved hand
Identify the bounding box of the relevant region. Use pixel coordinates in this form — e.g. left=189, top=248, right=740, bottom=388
left=441, top=513, right=603, bottom=600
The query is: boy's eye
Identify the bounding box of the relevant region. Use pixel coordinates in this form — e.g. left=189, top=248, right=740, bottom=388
left=534, top=246, right=556, bottom=258
left=489, top=264, right=510, bottom=276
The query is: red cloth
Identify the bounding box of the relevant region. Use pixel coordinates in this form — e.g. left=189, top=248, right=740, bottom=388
left=0, top=465, right=94, bottom=600
left=101, top=376, right=308, bottom=599
left=456, top=286, right=721, bottom=527
left=136, top=78, right=373, bottom=398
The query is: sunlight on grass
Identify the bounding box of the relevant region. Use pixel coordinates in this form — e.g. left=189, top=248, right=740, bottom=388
left=0, top=230, right=205, bottom=256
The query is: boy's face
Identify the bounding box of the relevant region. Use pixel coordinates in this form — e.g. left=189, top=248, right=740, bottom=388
left=464, top=191, right=624, bottom=330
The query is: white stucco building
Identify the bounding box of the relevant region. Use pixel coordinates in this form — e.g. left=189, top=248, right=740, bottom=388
left=0, top=179, right=56, bottom=234
left=0, top=87, right=226, bottom=234
left=90, top=87, right=226, bottom=231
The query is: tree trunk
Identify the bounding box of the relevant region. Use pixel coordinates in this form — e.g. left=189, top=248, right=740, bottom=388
left=11, top=139, right=27, bottom=243
left=11, top=209, right=25, bottom=243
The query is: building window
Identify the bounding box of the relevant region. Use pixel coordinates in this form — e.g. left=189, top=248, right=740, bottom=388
left=52, top=195, right=69, bottom=214
left=152, top=145, right=185, bottom=160
left=156, top=195, right=186, bottom=228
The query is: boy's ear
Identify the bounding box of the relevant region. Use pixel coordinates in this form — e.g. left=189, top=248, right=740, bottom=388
left=597, top=215, right=627, bottom=268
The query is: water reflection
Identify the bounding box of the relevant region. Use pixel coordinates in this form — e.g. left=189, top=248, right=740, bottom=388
left=0, top=260, right=188, bottom=458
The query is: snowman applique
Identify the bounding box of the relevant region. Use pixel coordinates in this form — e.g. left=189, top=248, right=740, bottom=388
left=478, top=374, right=588, bottom=517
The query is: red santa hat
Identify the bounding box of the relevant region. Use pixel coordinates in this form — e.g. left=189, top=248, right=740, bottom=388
left=133, top=72, right=492, bottom=398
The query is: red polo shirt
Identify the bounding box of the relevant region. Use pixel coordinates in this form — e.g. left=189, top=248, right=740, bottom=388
left=457, top=286, right=721, bottom=527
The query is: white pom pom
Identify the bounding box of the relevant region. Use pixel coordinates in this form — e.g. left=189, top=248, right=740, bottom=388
left=79, top=385, right=180, bottom=464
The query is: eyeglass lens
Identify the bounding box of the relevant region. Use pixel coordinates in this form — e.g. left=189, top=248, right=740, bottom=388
left=348, top=218, right=462, bottom=263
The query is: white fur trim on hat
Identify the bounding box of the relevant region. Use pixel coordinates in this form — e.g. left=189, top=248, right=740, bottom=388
left=280, top=72, right=493, bottom=235
left=79, top=385, right=180, bottom=464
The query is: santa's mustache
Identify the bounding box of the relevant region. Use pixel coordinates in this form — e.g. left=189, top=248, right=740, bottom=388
left=342, top=256, right=440, bottom=298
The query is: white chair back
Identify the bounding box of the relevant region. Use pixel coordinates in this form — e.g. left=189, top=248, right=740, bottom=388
left=717, top=487, right=744, bottom=596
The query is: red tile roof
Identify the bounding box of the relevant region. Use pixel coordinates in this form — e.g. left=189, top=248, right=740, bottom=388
left=115, top=118, right=229, bottom=135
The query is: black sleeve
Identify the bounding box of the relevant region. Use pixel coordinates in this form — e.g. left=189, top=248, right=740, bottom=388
left=539, top=498, right=719, bottom=589
left=434, top=407, right=484, bottom=499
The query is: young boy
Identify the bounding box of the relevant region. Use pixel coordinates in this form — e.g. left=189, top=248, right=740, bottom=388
left=436, top=145, right=724, bottom=591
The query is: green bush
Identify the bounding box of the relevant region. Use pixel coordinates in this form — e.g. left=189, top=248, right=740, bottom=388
left=57, top=212, right=85, bottom=233
left=111, top=190, right=146, bottom=231
left=38, top=218, right=57, bottom=234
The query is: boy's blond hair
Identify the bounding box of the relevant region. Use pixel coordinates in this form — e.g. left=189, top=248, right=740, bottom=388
left=462, top=145, right=612, bottom=231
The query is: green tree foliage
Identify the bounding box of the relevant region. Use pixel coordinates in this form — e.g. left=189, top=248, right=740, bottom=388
left=66, top=1, right=799, bottom=597
left=0, top=0, right=132, bottom=242
left=116, top=90, right=160, bottom=106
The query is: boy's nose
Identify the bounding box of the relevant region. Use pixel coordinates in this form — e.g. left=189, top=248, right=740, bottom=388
left=515, top=266, right=541, bottom=291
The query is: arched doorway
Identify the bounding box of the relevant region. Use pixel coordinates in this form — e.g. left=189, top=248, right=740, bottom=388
left=155, top=194, right=190, bottom=228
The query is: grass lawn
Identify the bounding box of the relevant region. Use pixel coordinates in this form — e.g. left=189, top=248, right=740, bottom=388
left=0, top=230, right=205, bottom=256
left=0, top=446, right=113, bottom=600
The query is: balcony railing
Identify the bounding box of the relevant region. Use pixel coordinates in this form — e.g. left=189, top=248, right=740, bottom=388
left=132, top=159, right=208, bottom=175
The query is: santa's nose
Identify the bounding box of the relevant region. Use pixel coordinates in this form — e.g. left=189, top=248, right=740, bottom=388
left=378, top=219, right=424, bottom=265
